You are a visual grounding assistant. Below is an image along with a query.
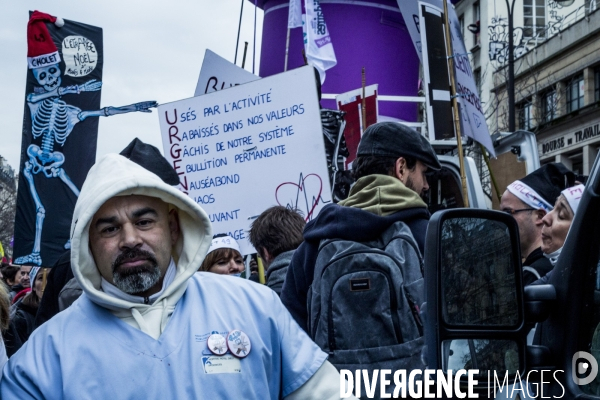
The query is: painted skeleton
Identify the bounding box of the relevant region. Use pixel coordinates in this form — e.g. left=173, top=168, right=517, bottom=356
left=15, top=64, right=157, bottom=265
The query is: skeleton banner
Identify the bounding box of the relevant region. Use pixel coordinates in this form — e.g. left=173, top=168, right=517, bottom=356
left=14, top=11, right=156, bottom=266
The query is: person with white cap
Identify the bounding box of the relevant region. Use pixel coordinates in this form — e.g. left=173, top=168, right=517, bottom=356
left=529, top=182, right=585, bottom=354
left=1, top=142, right=355, bottom=399
left=500, top=163, right=576, bottom=285
left=199, top=234, right=245, bottom=275
left=540, top=184, right=585, bottom=268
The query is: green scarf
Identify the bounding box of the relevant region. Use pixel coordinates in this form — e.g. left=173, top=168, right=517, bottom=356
left=339, top=174, right=427, bottom=216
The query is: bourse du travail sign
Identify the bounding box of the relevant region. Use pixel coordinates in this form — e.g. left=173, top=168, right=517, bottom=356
left=538, top=121, right=600, bottom=157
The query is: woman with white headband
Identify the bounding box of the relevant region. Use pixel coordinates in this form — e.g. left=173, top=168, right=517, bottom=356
left=199, top=234, right=245, bottom=276
left=540, top=184, right=585, bottom=268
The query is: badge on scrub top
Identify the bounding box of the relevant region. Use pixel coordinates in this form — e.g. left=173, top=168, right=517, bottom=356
left=227, top=329, right=251, bottom=358
left=207, top=333, right=228, bottom=356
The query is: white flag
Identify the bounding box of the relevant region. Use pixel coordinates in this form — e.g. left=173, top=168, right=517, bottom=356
left=303, top=0, right=336, bottom=84
left=288, top=0, right=302, bottom=28
left=447, top=4, right=495, bottom=157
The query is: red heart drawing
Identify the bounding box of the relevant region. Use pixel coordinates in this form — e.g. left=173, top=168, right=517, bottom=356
left=275, top=173, right=324, bottom=221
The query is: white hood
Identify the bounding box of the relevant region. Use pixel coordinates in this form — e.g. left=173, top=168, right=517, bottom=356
left=70, top=153, right=212, bottom=338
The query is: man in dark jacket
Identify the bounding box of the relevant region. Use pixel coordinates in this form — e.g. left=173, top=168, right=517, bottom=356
left=499, top=163, right=575, bottom=285
left=280, top=122, right=441, bottom=332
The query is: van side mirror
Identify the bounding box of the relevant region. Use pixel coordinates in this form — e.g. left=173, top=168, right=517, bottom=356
left=424, top=209, right=529, bottom=390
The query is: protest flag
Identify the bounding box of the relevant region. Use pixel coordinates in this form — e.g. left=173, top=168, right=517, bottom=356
left=288, top=0, right=303, bottom=29
left=13, top=11, right=104, bottom=267
left=285, top=0, right=303, bottom=71
left=303, top=0, right=336, bottom=83
left=13, top=11, right=157, bottom=267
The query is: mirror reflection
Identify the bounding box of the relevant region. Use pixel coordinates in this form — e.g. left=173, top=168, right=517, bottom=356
left=441, top=217, right=519, bottom=326
left=443, top=339, right=519, bottom=375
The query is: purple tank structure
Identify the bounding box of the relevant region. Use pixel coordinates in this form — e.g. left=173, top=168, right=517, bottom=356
left=253, top=0, right=420, bottom=122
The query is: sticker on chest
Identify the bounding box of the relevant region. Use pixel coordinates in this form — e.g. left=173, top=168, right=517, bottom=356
left=201, top=355, right=242, bottom=374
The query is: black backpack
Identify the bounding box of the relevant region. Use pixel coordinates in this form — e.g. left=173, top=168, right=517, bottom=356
left=307, top=221, right=425, bottom=398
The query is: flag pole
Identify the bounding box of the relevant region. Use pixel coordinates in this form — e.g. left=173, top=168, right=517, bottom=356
left=257, top=256, right=266, bottom=284
left=442, top=0, right=469, bottom=207
left=242, top=42, right=249, bottom=69
left=361, top=67, right=367, bottom=132
left=253, top=0, right=258, bottom=74
left=284, top=28, right=291, bottom=71
left=234, top=0, right=245, bottom=65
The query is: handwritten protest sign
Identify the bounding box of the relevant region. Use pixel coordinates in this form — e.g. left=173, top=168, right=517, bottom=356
left=159, top=66, right=332, bottom=254
left=194, top=49, right=259, bottom=97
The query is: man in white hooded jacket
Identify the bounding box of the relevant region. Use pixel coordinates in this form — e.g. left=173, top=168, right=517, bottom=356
left=1, top=151, right=354, bottom=399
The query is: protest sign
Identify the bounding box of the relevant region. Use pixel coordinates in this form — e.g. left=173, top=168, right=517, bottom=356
left=336, top=84, right=378, bottom=169
left=194, top=49, right=259, bottom=97
left=160, top=66, right=332, bottom=255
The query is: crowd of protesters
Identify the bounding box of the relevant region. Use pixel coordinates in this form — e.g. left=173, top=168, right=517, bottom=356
left=0, top=125, right=587, bottom=398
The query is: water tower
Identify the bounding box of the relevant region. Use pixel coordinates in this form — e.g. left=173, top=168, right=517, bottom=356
left=253, top=0, right=421, bottom=122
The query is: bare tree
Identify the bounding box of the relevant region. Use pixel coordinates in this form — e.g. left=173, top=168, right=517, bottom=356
left=0, top=181, right=17, bottom=261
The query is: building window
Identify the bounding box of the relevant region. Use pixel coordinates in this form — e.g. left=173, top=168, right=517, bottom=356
left=571, top=153, right=583, bottom=176
left=567, top=74, right=584, bottom=113
left=542, top=89, right=557, bottom=122
left=524, top=0, right=546, bottom=38
left=595, top=67, right=600, bottom=103
left=518, top=101, right=533, bottom=130
left=459, top=15, right=465, bottom=40
left=474, top=68, right=481, bottom=97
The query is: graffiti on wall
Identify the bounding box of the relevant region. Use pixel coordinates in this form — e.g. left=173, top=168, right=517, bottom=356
left=488, top=15, right=531, bottom=65
left=547, top=1, right=566, bottom=36
left=488, top=0, right=585, bottom=65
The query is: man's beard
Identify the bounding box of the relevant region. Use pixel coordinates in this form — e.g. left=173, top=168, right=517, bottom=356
left=112, top=248, right=161, bottom=295
left=405, top=175, right=421, bottom=196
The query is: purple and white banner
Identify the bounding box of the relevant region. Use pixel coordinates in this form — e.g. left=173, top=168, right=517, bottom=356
left=303, top=0, right=336, bottom=84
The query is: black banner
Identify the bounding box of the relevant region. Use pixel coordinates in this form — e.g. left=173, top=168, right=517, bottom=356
left=13, top=13, right=103, bottom=266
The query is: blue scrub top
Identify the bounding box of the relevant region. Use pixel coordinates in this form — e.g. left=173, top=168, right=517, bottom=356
left=1, top=272, right=327, bottom=399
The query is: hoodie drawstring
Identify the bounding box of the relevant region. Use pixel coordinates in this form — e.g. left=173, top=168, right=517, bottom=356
left=131, top=308, right=150, bottom=334
left=130, top=299, right=171, bottom=336
left=160, top=298, right=170, bottom=334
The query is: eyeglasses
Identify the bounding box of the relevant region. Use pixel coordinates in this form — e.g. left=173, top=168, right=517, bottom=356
left=502, top=208, right=536, bottom=215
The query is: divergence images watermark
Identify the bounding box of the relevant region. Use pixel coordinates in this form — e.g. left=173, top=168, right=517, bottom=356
left=339, top=353, right=599, bottom=399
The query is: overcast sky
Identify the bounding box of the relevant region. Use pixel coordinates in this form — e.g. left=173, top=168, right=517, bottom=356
left=0, top=1, right=263, bottom=170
